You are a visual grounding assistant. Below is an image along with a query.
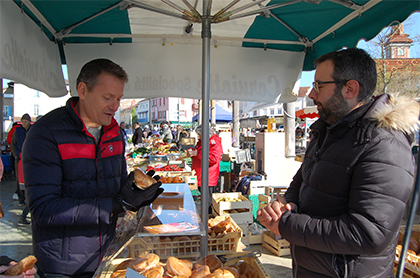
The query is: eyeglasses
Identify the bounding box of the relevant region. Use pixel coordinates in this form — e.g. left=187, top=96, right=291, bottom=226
left=312, top=80, right=349, bottom=93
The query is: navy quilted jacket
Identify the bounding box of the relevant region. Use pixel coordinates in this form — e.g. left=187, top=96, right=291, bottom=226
left=280, top=94, right=418, bottom=277
left=22, top=97, right=128, bottom=275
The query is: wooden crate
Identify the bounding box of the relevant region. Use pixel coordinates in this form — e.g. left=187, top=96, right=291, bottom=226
left=212, top=192, right=253, bottom=224
left=224, top=255, right=271, bottom=278
left=127, top=216, right=242, bottom=260
left=213, top=207, right=253, bottom=225
left=262, top=230, right=290, bottom=256
left=264, top=186, right=288, bottom=196
left=259, top=195, right=271, bottom=210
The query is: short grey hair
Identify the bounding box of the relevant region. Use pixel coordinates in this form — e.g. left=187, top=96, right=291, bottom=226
left=195, top=125, right=215, bottom=137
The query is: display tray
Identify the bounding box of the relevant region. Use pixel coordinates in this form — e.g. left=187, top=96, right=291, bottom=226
left=128, top=216, right=242, bottom=260
left=99, top=255, right=270, bottom=278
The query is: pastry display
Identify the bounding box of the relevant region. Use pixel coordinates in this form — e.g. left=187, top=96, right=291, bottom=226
left=109, top=253, right=262, bottom=278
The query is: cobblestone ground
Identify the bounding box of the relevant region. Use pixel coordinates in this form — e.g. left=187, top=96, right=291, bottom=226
left=0, top=178, right=294, bottom=277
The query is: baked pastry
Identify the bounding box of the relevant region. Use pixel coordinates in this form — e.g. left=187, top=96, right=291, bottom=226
left=166, top=257, right=192, bottom=277
left=213, top=267, right=240, bottom=278
left=141, top=265, right=164, bottom=278
left=0, top=202, right=4, bottom=218
left=128, top=253, right=160, bottom=272
left=4, top=255, right=37, bottom=276
left=191, top=265, right=211, bottom=278
left=111, top=269, right=126, bottom=278
left=194, top=254, right=222, bottom=273
left=133, top=169, right=157, bottom=189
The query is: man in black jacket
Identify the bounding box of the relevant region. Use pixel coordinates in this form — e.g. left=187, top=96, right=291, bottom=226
left=131, top=122, right=143, bottom=146
left=258, top=48, right=419, bottom=277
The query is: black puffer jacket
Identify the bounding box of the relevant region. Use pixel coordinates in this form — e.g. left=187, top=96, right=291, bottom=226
left=280, top=94, right=419, bottom=277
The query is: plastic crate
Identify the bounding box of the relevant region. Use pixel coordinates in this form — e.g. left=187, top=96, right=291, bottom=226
left=127, top=216, right=242, bottom=260
left=219, top=161, right=231, bottom=173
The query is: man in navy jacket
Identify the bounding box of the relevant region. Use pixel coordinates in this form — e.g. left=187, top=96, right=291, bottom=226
left=23, top=59, right=163, bottom=277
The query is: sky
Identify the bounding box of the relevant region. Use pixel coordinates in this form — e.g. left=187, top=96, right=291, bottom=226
left=299, top=12, right=420, bottom=87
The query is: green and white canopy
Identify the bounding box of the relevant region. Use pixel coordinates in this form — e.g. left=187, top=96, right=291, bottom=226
left=1, top=0, right=418, bottom=101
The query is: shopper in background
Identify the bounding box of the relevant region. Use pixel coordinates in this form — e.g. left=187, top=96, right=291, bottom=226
left=257, top=48, right=419, bottom=277
left=22, top=58, right=163, bottom=277
left=142, top=125, right=152, bottom=139
left=11, top=114, right=31, bottom=207
left=161, top=122, right=173, bottom=143
left=131, top=122, right=143, bottom=146
left=188, top=124, right=223, bottom=214
left=120, top=121, right=127, bottom=143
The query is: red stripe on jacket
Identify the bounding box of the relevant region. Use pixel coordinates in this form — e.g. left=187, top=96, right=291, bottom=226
left=59, top=144, right=96, bottom=160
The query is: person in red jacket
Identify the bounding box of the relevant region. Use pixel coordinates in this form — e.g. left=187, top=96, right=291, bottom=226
left=188, top=124, right=223, bottom=214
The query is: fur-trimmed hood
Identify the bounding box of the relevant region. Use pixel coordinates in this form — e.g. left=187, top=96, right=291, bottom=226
left=369, top=94, right=420, bottom=134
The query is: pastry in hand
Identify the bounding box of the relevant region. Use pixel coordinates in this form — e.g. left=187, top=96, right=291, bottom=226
left=133, top=169, right=157, bottom=190
left=4, top=255, right=37, bottom=276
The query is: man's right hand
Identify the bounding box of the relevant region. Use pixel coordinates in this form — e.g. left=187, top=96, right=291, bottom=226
left=256, top=194, right=296, bottom=235
left=113, top=172, right=163, bottom=213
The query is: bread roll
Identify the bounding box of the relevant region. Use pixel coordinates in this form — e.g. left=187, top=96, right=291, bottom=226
left=141, top=265, right=164, bottom=278
left=194, top=254, right=222, bottom=273
left=213, top=267, right=240, bottom=278
left=191, top=265, right=211, bottom=278
left=111, top=270, right=126, bottom=278
left=4, top=255, right=37, bottom=276
left=134, top=169, right=156, bottom=189
left=128, top=253, right=160, bottom=272
left=166, top=257, right=192, bottom=277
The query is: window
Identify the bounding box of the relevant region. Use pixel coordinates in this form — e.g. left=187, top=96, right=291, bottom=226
left=34, top=104, right=39, bottom=116
left=270, top=109, right=274, bottom=115
left=253, top=110, right=257, bottom=116
left=163, top=111, right=166, bottom=118
left=159, top=98, right=161, bottom=106
left=163, top=98, right=165, bottom=105
left=278, top=108, right=282, bottom=114
left=262, top=109, right=267, bottom=115
left=397, top=47, right=404, bottom=56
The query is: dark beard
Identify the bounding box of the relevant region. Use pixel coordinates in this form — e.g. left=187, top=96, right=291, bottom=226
left=316, top=87, right=350, bottom=125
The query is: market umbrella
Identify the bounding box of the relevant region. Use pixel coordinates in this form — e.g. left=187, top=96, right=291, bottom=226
left=296, top=106, right=318, bottom=119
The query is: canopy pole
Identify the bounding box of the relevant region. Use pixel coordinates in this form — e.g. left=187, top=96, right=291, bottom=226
left=199, top=0, right=211, bottom=259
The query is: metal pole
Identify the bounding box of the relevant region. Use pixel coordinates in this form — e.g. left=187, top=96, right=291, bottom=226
left=232, top=101, right=240, bottom=148
left=284, top=102, right=295, bottom=158
left=0, top=78, right=3, bottom=141
left=396, top=144, right=420, bottom=277
left=199, top=0, right=211, bottom=258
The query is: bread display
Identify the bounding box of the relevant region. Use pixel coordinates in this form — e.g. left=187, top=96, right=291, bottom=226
left=194, top=254, right=222, bottom=273
left=109, top=253, right=263, bottom=278
left=4, top=255, right=37, bottom=276
left=133, top=169, right=157, bottom=189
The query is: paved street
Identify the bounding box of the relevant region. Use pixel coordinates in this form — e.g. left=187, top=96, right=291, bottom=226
left=0, top=178, right=293, bottom=277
